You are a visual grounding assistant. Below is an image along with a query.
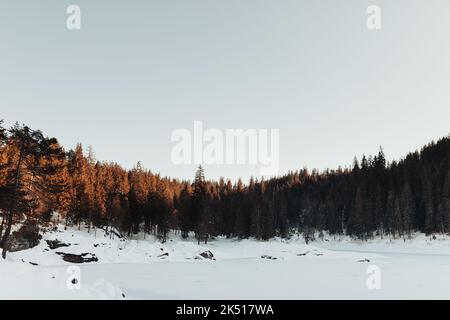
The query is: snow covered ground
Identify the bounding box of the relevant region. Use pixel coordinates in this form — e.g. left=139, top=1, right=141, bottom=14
left=2, top=226, right=450, bottom=300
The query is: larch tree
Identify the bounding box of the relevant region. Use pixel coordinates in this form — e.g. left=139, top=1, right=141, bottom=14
left=38, top=139, right=72, bottom=221
left=0, top=123, right=64, bottom=259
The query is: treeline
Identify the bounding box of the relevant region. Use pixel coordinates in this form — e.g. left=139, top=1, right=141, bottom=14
left=0, top=121, right=449, bottom=258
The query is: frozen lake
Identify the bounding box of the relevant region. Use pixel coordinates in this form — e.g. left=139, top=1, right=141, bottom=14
left=3, top=227, right=450, bottom=299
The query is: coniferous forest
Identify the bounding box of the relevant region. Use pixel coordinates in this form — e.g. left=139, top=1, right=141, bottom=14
left=0, top=120, right=449, bottom=258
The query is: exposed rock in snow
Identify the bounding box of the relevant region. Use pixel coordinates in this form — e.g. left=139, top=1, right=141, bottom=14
left=21, top=259, right=38, bottom=266
left=46, top=239, right=70, bottom=250
left=261, top=255, right=278, bottom=260
left=297, top=250, right=324, bottom=257
left=56, top=252, right=99, bottom=263
left=7, top=223, right=41, bottom=252
left=199, top=250, right=215, bottom=260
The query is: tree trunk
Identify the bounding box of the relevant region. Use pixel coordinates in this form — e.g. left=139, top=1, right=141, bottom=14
left=0, top=213, right=5, bottom=240
left=1, top=142, right=24, bottom=259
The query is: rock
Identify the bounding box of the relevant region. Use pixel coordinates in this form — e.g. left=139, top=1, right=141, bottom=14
left=297, top=250, right=323, bottom=257
left=261, top=255, right=277, bottom=260
left=358, top=259, right=371, bottom=263
left=46, top=239, right=70, bottom=250
left=199, top=250, right=215, bottom=260
left=158, top=253, right=169, bottom=258
left=7, top=222, right=41, bottom=252
left=56, top=252, right=99, bottom=263
left=21, top=259, right=38, bottom=266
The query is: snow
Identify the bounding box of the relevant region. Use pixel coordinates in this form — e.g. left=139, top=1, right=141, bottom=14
left=2, top=226, right=450, bottom=299
left=0, top=260, right=124, bottom=300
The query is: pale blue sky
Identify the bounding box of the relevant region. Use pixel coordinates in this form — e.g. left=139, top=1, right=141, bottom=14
left=1, top=0, right=449, bottom=181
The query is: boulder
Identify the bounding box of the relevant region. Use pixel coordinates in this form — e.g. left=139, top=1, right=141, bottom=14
left=7, top=223, right=41, bottom=252
left=199, top=250, right=215, bottom=260
left=297, top=250, right=323, bottom=257
left=46, top=239, right=70, bottom=250
left=261, top=255, right=278, bottom=260
left=56, top=252, right=99, bottom=263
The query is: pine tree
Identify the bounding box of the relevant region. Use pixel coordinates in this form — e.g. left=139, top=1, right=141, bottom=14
left=178, top=183, right=193, bottom=238
left=385, top=189, right=394, bottom=236
left=67, top=144, right=95, bottom=228
left=434, top=176, right=448, bottom=235
left=372, top=184, right=385, bottom=236
left=193, top=166, right=207, bottom=243
left=38, top=139, right=72, bottom=221
left=400, top=182, right=415, bottom=239
left=0, top=121, right=9, bottom=219
left=92, top=162, right=107, bottom=228
left=0, top=123, right=9, bottom=238
left=128, top=162, right=148, bottom=235
left=0, top=123, right=64, bottom=258
left=423, top=177, right=435, bottom=236
left=0, top=120, right=448, bottom=244
left=349, top=186, right=366, bottom=239
left=443, top=171, right=450, bottom=234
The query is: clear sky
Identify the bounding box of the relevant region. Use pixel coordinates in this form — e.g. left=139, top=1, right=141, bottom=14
left=1, top=0, right=449, bottom=181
